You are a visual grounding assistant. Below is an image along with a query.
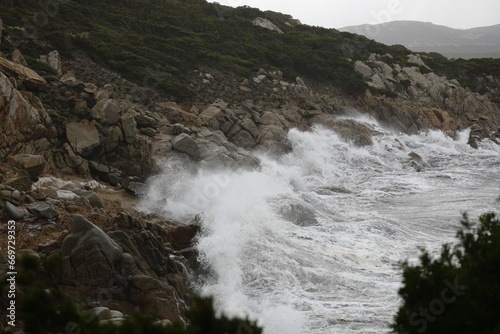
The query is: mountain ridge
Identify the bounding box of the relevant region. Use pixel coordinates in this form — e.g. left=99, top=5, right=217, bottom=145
left=340, top=20, right=500, bottom=59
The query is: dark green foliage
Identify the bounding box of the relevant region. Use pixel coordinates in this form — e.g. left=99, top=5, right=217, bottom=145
left=392, top=213, right=500, bottom=334
left=1, top=0, right=497, bottom=99
left=1, top=254, right=262, bottom=333
left=0, top=0, right=370, bottom=97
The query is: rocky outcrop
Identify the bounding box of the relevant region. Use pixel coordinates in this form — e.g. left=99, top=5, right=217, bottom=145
left=0, top=57, right=47, bottom=88
left=0, top=71, right=56, bottom=161
left=8, top=154, right=48, bottom=176
left=66, top=121, right=101, bottom=156
left=58, top=214, right=191, bottom=321
left=253, top=17, right=284, bottom=34
left=39, top=50, right=62, bottom=76
left=354, top=53, right=500, bottom=138
left=0, top=15, right=3, bottom=45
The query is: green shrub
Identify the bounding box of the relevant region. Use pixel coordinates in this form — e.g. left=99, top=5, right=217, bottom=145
left=392, top=212, right=500, bottom=333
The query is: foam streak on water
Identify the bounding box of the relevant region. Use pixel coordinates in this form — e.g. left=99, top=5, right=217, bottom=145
left=141, top=118, right=500, bottom=334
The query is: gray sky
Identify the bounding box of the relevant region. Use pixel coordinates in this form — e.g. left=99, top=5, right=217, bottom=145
left=209, top=0, right=500, bottom=29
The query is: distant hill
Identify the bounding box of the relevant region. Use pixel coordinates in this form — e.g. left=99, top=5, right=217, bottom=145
left=340, top=21, right=500, bottom=59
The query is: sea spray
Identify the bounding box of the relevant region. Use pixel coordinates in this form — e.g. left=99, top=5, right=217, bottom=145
left=140, top=118, right=500, bottom=333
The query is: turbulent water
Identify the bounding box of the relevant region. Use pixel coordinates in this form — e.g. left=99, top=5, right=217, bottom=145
left=140, top=115, right=500, bottom=334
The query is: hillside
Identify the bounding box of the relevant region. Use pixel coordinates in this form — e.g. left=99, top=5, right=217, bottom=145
left=340, top=21, right=500, bottom=59
left=2, top=1, right=500, bottom=331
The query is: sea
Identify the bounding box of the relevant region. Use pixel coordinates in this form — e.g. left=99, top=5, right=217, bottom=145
left=140, top=114, right=500, bottom=333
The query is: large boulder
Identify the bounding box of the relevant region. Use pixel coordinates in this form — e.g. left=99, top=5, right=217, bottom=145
left=66, top=121, right=100, bottom=156
left=26, top=201, right=59, bottom=220
left=253, top=17, right=284, bottom=34
left=61, top=215, right=125, bottom=285
left=120, top=114, right=137, bottom=144
left=90, top=99, right=121, bottom=124
left=0, top=57, right=46, bottom=88
left=171, top=133, right=200, bottom=159
left=8, top=154, right=48, bottom=176
left=39, top=50, right=62, bottom=76
left=0, top=72, right=55, bottom=160
left=354, top=61, right=373, bottom=78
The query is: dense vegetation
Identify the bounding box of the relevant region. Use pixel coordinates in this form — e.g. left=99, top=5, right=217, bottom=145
left=0, top=0, right=394, bottom=98
left=1, top=0, right=499, bottom=101
left=392, top=212, right=500, bottom=333
left=0, top=254, right=262, bottom=333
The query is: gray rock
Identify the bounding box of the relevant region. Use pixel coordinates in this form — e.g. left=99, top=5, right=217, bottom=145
left=129, top=274, right=162, bottom=291
left=408, top=152, right=423, bottom=163
left=88, top=161, right=110, bottom=174
left=72, top=189, right=104, bottom=208
left=231, top=130, right=254, bottom=149
left=101, top=125, right=123, bottom=152
left=5, top=201, right=24, bottom=220
left=135, top=114, right=159, bottom=128
left=90, top=99, right=121, bottom=124
left=172, top=133, right=200, bottom=159
left=277, top=200, right=318, bottom=227
left=253, top=17, right=284, bottom=34
left=154, top=319, right=173, bottom=327
left=60, top=215, right=124, bottom=285
left=92, top=307, right=112, bottom=321
left=110, top=310, right=124, bottom=319
left=125, top=181, right=147, bottom=197
left=120, top=114, right=137, bottom=143
left=198, top=105, right=222, bottom=129
left=354, top=60, right=373, bottom=78
left=26, top=201, right=59, bottom=220
left=66, top=122, right=100, bottom=156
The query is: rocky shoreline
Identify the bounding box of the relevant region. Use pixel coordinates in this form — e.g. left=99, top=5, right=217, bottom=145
left=1, top=12, right=500, bottom=330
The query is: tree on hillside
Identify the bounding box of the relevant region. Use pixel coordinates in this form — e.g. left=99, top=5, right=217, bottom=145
left=392, top=212, right=500, bottom=333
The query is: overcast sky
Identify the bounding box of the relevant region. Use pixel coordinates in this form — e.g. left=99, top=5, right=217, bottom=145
left=209, top=0, right=500, bottom=29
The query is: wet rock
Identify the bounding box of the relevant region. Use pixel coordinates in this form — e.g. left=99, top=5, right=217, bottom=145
left=230, top=130, right=254, bottom=149
left=5, top=201, right=24, bottom=220
left=26, top=201, right=59, bottom=220
left=408, top=152, right=423, bottom=163
left=168, top=223, right=200, bottom=250
left=277, top=200, right=318, bottom=227
left=124, top=181, right=147, bottom=197
left=172, top=133, right=200, bottom=159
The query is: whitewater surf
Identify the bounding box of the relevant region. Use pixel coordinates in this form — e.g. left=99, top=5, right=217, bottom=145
left=140, top=116, right=500, bottom=333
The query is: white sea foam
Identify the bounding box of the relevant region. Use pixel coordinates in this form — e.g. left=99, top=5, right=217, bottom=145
left=140, top=117, right=500, bottom=333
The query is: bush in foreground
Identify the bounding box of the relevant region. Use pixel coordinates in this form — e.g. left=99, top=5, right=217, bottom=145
left=392, top=212, right=500, bottom=333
